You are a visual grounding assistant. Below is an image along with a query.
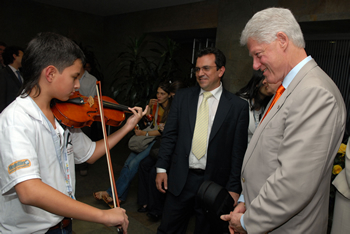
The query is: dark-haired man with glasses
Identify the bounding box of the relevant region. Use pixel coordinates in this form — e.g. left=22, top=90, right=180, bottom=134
left=155, top=47, right=249, bottom=233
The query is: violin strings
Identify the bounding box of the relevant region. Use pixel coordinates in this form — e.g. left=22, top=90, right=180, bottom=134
left=102, top=100, right=130, bottom=110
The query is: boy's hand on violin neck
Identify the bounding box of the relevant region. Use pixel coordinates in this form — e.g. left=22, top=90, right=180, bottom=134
left=125, top=106, right=149, bottom=130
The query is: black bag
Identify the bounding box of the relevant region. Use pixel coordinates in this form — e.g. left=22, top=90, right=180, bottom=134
left=197, top=180, right=235, bottom=233
left=197, top=180, right=235, bottom=218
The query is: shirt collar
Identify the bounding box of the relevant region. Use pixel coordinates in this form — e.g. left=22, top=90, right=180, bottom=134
left=17, top=96, right=51, bottom=131
left=199, top=82, right=223, bottom=100
left=8, top=65, right=18, bottom=74
left=282, top=55, right=312, bottom=89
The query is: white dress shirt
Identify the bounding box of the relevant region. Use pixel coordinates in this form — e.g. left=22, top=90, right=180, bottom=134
left=157, top=83, right=223, bottom=173
left=189, top=83, right=222, bottom=170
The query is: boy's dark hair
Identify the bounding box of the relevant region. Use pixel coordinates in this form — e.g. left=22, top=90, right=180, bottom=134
left=196, top=47, right=226, bottom=78
left=2, top=46, right=23, bottom=65
left=21, top=32, right=85, bottom=97
left=0, top=41, right=7, bottom=47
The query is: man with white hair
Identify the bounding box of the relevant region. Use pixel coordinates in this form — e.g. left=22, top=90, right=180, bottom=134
left=221, top=7, right=346, bottom=233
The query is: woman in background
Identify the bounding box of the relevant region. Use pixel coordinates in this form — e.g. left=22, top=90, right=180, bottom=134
left=94, top=82, right=172, bottom=206
left=137, top=80, right=184, bottom=221
left=236, top=71, right=280, bottom=143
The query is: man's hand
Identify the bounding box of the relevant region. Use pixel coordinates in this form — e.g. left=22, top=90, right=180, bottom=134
left=233, top=202, right=246, bottom=214
left=220, top=202, right=246, bottom=234
left=229, top=192, right=240, bottom=207
left=221, top=211, right=246, bottom=234
left=156, top=172, right=168, bottom=193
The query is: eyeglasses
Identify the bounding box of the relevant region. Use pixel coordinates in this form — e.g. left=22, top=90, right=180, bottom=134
left=194, top=66, right=217, bottom=73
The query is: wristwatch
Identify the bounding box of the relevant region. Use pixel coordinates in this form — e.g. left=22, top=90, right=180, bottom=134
left=145, top=131, right=149, bottom=136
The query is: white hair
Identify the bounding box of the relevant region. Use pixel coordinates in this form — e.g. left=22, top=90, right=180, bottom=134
left=240, top=7, right=305, bottom=48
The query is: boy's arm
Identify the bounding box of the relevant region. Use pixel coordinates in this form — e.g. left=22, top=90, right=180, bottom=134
left=87, top=106, right=147, bottom=164
left=15, top=179, right=128, bottom=230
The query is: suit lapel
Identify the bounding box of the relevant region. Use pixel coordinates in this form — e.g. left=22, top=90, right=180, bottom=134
left=188, top=87, right=200, bottom=134
left=209, top=89, right=230, bottom=142
left=242, top=59, right=318, bottom=172
left=7, top=66, right=22, bottom=87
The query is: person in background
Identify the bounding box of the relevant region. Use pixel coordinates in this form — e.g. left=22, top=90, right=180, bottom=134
left=137, top=80, right=185, bottom=221
left=236, top=71, right=280, bottom=143
left=94, top=82, right=172, bottom=206
left=155, top=47, right=249, bottom=234
left=0, top=46, right=24, bottom=112
left=169, top=80, right=184, bottom=97
left=0, top=32, right=148, bottom=233
left=0, top=42, right=6, bottom=69
left=221, top=7, right=346, bottom=234
left=84, top=61, right=92, bottom=73
left=76, top=63, right=98, bottom=176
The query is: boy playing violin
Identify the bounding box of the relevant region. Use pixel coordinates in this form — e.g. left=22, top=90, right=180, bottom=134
left=0, top=32, right=146, bottom=233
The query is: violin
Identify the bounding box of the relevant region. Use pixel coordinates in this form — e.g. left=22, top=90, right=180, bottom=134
left=52, top=83, right=126, bottom=233
left=52, top=91, right=130, bottom=128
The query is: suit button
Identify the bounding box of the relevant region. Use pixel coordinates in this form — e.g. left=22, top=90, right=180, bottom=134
left=242, top=177, right=245, bottom=183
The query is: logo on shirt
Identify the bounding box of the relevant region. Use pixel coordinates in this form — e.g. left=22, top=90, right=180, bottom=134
left=8, top=159, right=31, bottom=174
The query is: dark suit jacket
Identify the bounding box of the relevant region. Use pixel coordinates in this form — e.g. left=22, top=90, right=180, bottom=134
left=155, top=86, right=249, bottom=196
left=0, top=66, right=22, bottom=112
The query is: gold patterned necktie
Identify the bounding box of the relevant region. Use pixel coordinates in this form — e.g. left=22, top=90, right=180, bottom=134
left=261, top=85, right=285, bottom=122
left=192, top=91, right=213, bottom=160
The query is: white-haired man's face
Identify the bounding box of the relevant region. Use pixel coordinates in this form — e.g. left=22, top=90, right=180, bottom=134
left=247, top=37, right=286, bottom=84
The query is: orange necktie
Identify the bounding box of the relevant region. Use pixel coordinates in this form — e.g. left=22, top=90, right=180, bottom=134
left=261, top=85, right=285, bottom=123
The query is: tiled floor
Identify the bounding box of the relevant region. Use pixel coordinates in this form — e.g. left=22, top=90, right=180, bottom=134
left=73, top=134, right=195, bottom=233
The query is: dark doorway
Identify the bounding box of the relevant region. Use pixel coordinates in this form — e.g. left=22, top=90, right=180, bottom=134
left=302, top=20, right=350, bottom=116
left=150, top=28, right=217, bottom=86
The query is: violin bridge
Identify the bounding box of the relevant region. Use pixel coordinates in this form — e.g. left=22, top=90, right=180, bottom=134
left=87, top=96, right=94, bottom=107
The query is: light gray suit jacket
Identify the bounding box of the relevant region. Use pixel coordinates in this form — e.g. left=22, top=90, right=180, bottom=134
left=241, top=59, right=346, bottom=233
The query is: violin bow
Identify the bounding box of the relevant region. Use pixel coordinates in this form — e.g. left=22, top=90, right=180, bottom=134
left=95, top=81, right=123, bottom=232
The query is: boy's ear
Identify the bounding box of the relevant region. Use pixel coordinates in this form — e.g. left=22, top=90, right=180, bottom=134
left=45, top=66, right=57, bottom=82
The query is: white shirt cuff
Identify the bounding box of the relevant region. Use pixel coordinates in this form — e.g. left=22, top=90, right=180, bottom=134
left=238, top=194, right=245, bottom=203
left=157, top=168, right=166, bottom=173
left=240, top=214, right=246, bottom=231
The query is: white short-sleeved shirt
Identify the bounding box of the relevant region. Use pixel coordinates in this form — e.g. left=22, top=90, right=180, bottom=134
left=0, top=95, right=96, bottom=234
